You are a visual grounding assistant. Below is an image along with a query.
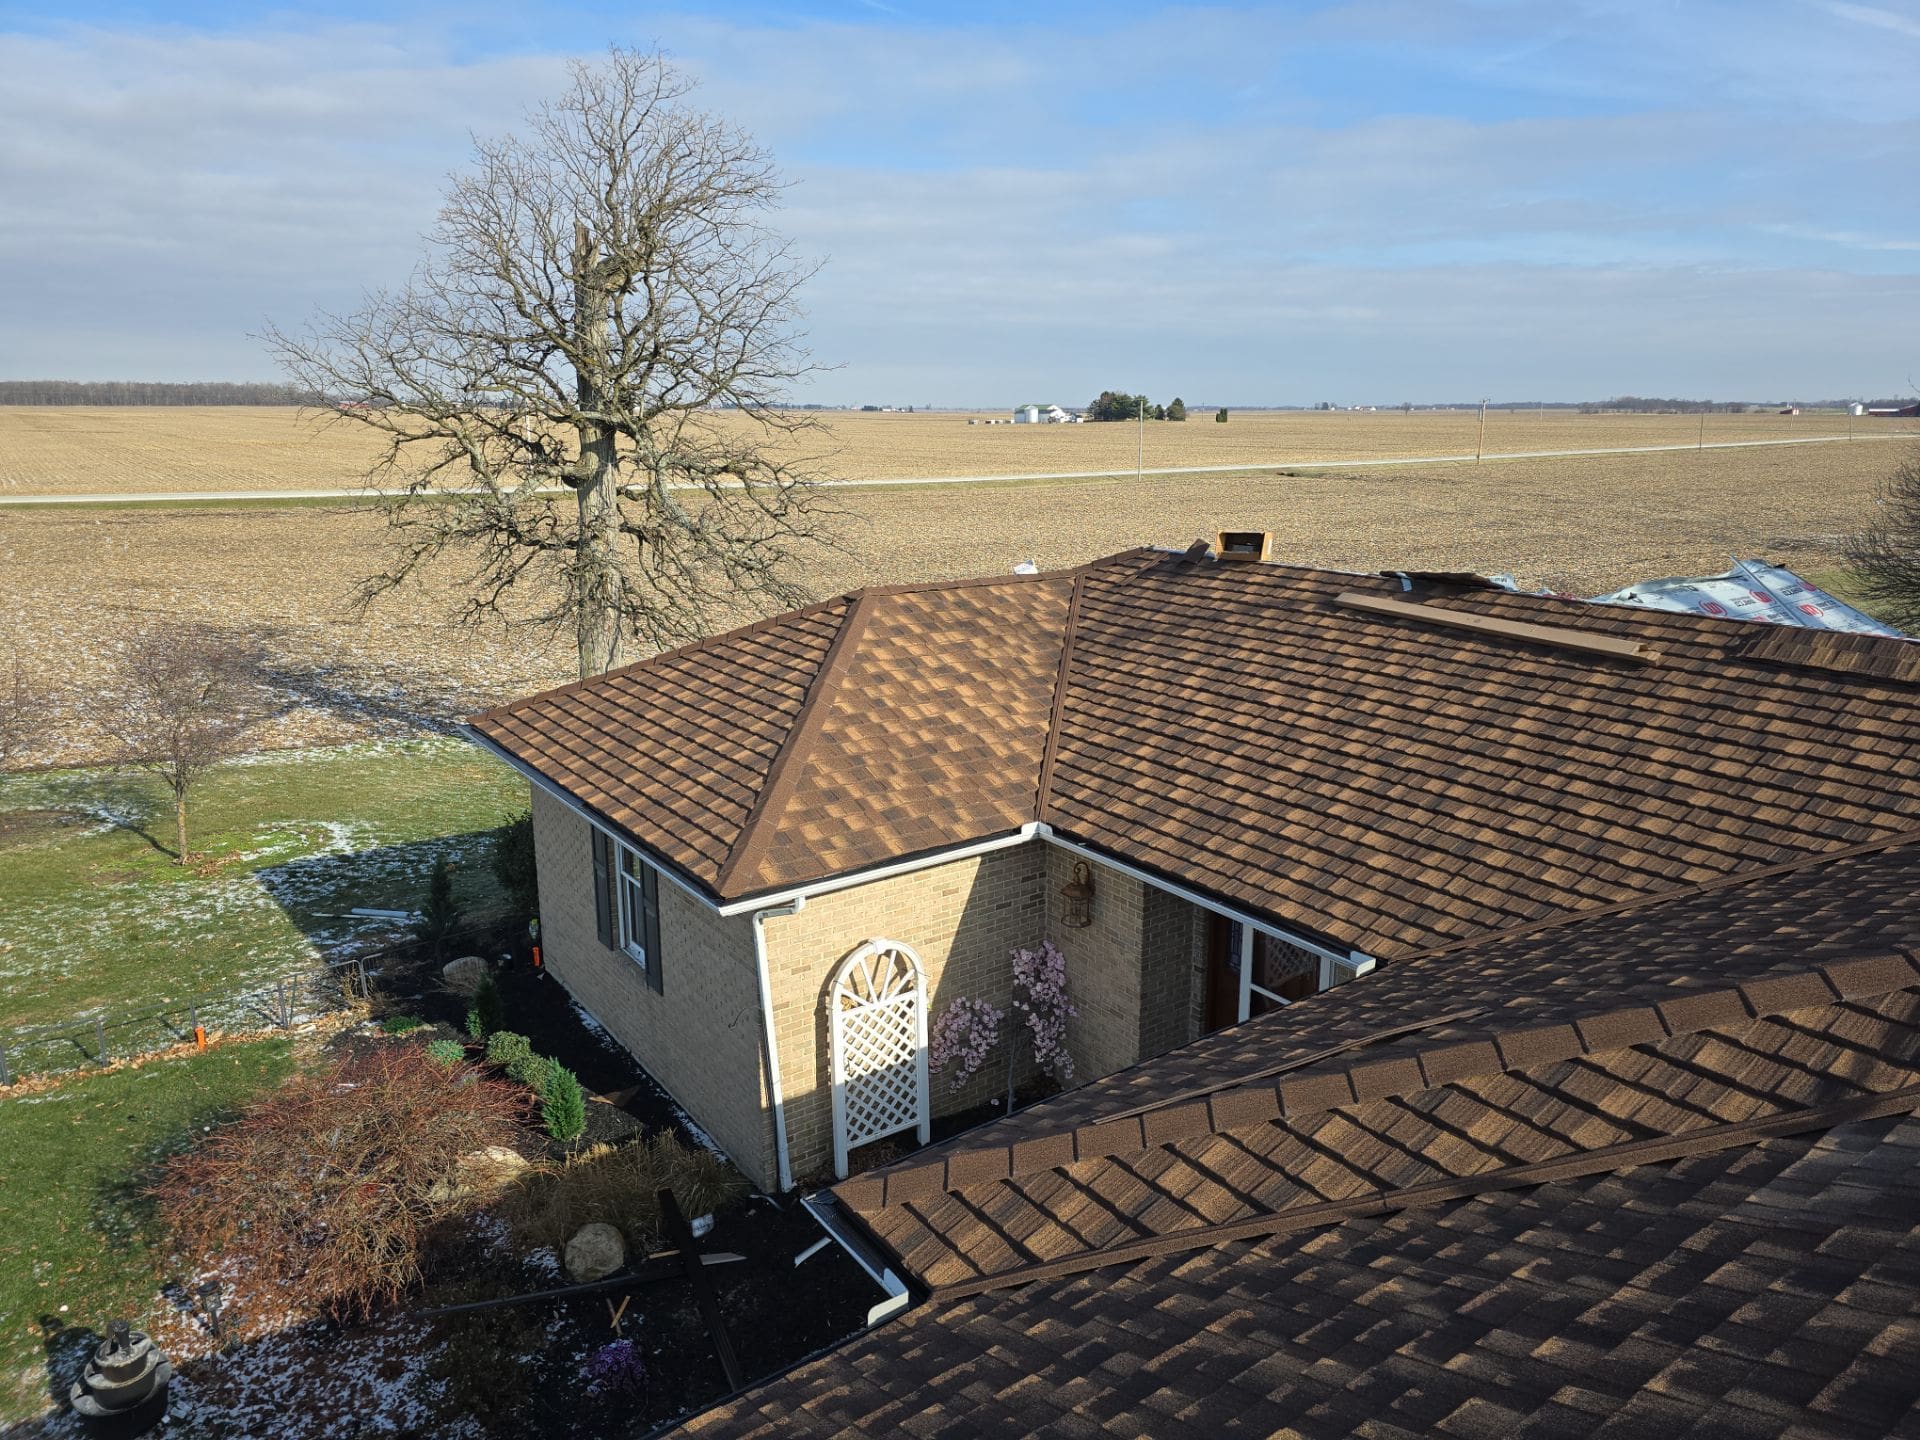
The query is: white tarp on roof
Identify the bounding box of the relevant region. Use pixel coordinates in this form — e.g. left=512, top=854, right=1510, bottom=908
left=1590, top=559, right=1904, bottom=637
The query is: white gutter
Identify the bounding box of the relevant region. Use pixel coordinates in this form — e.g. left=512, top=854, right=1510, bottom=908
left=468, top=726, right=1048, bottom=922
left=800, top=1194, right=911, bottom=1326
left=468, top=726, right=1371, bottom=998
left=1040, top=829, right=1362, bottom=964
left=751, top=896, right=806, bottom=1193
left=715, top=823, right=1046, bottom=917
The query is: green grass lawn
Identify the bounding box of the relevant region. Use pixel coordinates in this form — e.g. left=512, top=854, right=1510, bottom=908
left=0, top=737, right=524, bottom=1071
left=1804, top=568, right=1904, bottom=626
left=0, top=1038, right=294, bottom=1423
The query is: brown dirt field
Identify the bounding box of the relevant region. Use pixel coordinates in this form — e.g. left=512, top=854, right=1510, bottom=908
left=2, top=436, right=1904, bottom=767
left=0, top=405, right=1909, bottom=495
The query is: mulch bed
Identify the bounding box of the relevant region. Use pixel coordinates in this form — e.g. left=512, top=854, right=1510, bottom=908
left=338, top=942, right=879, bottom=1435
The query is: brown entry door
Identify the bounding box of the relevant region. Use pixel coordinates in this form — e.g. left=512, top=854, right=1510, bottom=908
left=1204, top=914, right=1241, bottom=1031
left=1205, top=918, right=1321, bottom=1031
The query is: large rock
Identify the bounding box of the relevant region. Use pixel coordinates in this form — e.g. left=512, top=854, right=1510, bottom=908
left=426, top=1146, right=530, bottom=1206
left=458, top=1145, right=529, bottom=1190
left=442, top=955, right=490, bottom=995
left=564, top=1222, right=627, bottom=1283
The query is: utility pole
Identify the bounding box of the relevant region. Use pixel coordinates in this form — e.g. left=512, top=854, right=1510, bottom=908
left=1476, top=398, right=1489, bottom=461
left=1137, top=394, right=1145, bottom=484
left=1698, top=408, right=1706, bottom=450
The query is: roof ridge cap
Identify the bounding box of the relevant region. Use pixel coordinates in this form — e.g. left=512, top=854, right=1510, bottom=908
left=714, top=590, right=880, bottom=895
left=468, top=590, right=855, bottom=724
left=853, top=547, right=1160, bottom=601
left=1033, top=572, right=1088, bottom=823
left=843, top=945, right=1920, bottom=1209
left=924, top=1080, right=1920, bottom=1301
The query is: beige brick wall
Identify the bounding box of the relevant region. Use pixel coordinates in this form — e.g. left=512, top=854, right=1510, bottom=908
left=1045, top=847, right=1147, bottom=1081
left=1141, top=884, right=1207, bottom=1059
left=1045, top=848, right=1205, bottom=1076
left=532, top=789, right=1211, bottom=1191
left=529, top=787, right=778, bottom=1190
left=762, top=842, right=1048, bottom=1184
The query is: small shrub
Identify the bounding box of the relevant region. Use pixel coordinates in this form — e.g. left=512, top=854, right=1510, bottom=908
left=540, top=1061, right=587, bottom=1143
left=582, top=1338, right=648, bottom=1398
left=151, top=1046, right=521, bottom=1325
left=427, top=1038, right=466, bottom=1066
left=467, top=976, right=506, bottom=1039
left=381, top=1014, right=425, bottom=1035
left=507, top=1050, right=549, bottom=1096
left=416, top=857, right=459, bottom=954
left=485, top=1030, right=533, bottom=1067
left=490, top=809, right=539, bottom=920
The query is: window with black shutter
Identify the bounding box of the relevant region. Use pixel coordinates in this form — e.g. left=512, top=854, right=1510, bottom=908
left=590, top=828, right=615, bottom=949
left=611, top=837, right=667, bottom=994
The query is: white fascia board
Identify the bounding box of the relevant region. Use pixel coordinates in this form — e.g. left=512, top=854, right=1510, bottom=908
left=468, top=725, right=1373, bottom=968
left=1040, top=830, right=1361, bottom=963
left=714, top=824, right=1046, bottom=916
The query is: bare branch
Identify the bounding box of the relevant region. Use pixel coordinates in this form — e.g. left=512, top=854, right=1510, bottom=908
left=86, top=624, right=276, bottom=863
left=1841, top=447, right=1920, bottom=634
left=264, top=47, right=837, bottom=679
left=0, top=654, right=40, bottom=770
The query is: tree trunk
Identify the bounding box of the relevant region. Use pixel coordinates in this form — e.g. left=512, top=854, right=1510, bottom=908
left=174, top=788, right=189, bottom=865
left=572, top=222, right=626, bottom=681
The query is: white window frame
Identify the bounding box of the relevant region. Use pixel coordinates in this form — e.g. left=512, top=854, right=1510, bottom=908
left=1234, top=923, right=1373, bottom=1023
left=614, top=841, right=654, bottom=971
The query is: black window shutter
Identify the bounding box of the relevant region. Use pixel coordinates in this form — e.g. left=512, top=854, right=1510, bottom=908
left=590, top=828, right=615, bottom=950
left=641, top=862, right=664, bottom=993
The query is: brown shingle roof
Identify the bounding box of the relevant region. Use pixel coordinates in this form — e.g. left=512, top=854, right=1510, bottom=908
left=472, top=550, right=1920, bottom=950
left=830, top=836, right=1920, bottom=1286
left=675, top=1113, right=1920, bottom=1439
left=665, top=837, right=1920, bottom=1439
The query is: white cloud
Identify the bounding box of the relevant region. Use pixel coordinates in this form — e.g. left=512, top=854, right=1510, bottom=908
left=0, top=6, right=1914, bottom=400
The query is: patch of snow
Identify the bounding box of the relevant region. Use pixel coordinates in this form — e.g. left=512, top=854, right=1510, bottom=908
left=523, top=1246, right=562, bottom=1280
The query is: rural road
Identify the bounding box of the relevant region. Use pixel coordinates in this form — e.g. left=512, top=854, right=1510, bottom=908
left=0, top=431, right=1905, bottom=506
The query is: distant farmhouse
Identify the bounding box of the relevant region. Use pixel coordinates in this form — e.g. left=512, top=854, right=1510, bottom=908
left=1013, top=403, right=1078, bottom=424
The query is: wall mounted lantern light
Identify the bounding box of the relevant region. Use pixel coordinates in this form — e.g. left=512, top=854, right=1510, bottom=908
left=1061, top=861, right=1095, bottom=929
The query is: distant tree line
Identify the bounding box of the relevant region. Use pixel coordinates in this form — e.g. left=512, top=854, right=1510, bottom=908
left=0, top=380, right=327, bottom=406
left=1087, top=391, right=1188, bottom=422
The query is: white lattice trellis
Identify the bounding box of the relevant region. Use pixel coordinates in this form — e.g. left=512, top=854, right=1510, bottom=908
left=829, top=938, right=931, bottom=1179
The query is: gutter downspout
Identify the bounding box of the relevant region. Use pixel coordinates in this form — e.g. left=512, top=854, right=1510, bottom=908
left=751, top=896, right=806, bottom=1193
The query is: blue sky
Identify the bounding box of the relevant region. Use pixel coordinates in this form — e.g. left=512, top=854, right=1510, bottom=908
left=1, top=1, right=1916, bottom=403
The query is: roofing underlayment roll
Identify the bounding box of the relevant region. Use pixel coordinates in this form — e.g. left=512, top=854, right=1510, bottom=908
left=1590, top=558, right=1905, bottom=637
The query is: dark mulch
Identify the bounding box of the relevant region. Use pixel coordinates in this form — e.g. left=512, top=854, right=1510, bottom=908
left=348, top=937, right=881, bottom=1436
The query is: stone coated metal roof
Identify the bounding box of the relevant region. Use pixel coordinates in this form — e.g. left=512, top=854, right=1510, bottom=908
left=473, top=548, right=1920, bottom=958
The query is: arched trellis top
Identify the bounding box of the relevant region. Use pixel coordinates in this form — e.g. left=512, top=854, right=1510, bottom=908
left=828, top=938, right=931, bottom=1179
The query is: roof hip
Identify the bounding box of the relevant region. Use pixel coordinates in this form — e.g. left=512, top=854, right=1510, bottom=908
left=712, top=590, right=876, bottom=895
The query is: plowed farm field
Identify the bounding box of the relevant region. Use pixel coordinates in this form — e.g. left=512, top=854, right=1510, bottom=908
left=1, top=431, right=1905, bottom=765
left=0, top=405, right=1907, bottom=495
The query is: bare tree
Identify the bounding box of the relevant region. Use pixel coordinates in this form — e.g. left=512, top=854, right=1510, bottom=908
left=0, top=655, right=38, bottom=770
left=92, top=626, right=274, bottom=864
left=267, top=48, right=836, bottom=680
left=1842, top=449, right=1920, bottom=633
